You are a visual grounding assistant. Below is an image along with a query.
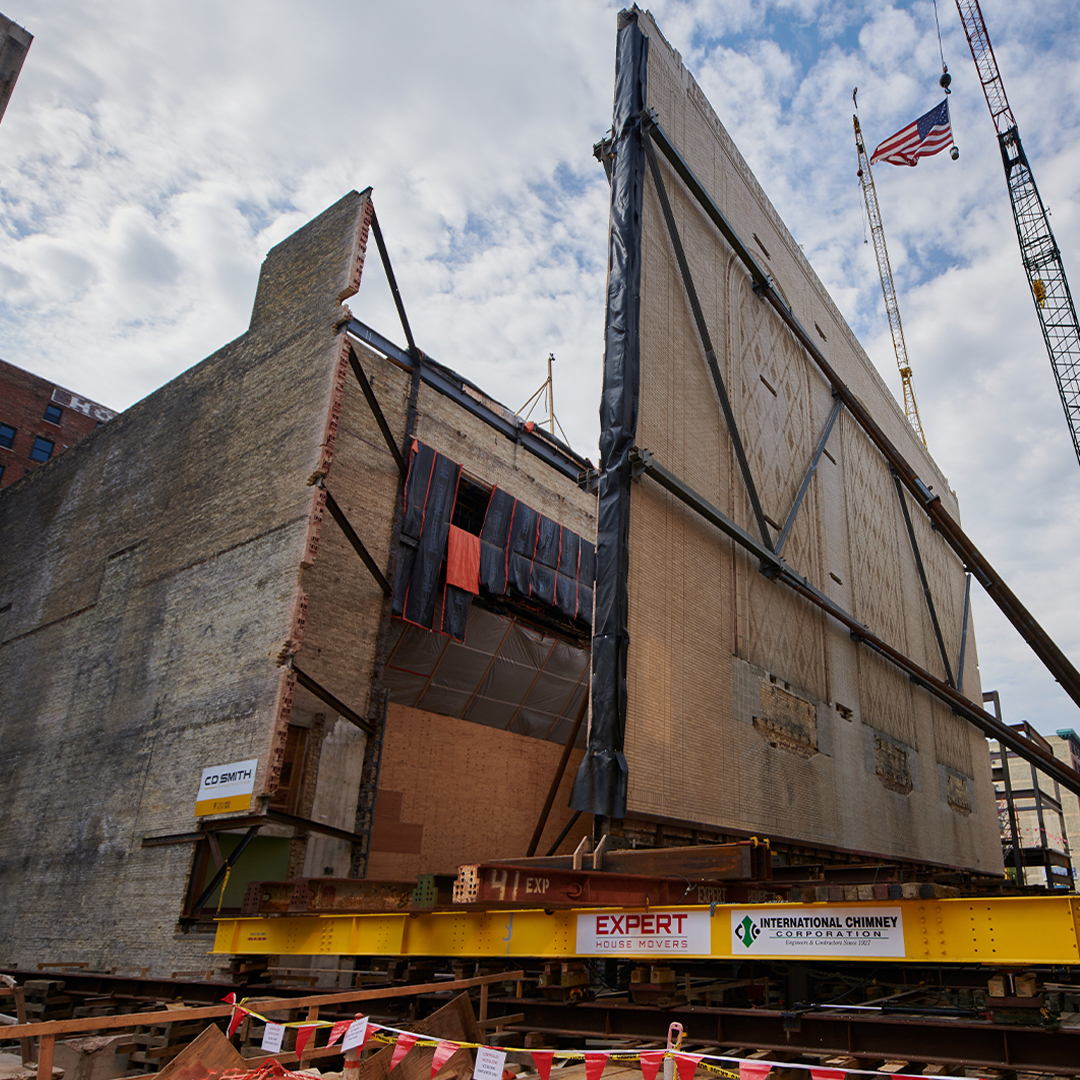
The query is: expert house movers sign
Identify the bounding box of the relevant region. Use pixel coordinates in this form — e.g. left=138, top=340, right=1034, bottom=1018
left=577, top=911, right=712, bottom=954
left=195, top=759, right=258, bottom=816
left=731, top=906, right=906, bottom=958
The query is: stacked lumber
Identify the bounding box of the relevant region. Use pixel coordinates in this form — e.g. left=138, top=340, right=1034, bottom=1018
left=22, top=980, right=73, bottom=1023
left=126, top=1011, right=219, bottom=1075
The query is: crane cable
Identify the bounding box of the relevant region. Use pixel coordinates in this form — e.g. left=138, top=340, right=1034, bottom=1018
left=932, top=0, right=952, bottom=92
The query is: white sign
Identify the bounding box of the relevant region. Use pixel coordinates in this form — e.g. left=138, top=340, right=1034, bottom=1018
left=577, top=911, right=711, bottom=955
left=195, top=758, right=258, bottom=816
left=261, top=1022, right=285, bottom=1053
left=473, top=1047, right=507, bottom=1080
left=342, top=1017, right=369, bottom=1053
left=730, top=906, right=905, bottom=958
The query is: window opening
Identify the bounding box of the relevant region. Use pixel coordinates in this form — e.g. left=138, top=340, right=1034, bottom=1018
left=29, top=437, right=54, bottom=463
left=0, top=424, right=14, bottom=449
left=269, top=724, right=309, bottom=814
left=181, top=832, right=291, bottom=921
left=451, top=474, right=492, bottom=535
left=43, top=403, right=63, bottom=424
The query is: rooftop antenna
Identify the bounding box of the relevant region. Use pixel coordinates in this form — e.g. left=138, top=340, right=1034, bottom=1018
left=519, top=353, right=571, bottom=445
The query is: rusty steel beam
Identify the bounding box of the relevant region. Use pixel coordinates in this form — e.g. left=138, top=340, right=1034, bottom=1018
left=488, top=840, right=770, bottom=880
left=493, top=997, right=1080, bottom=1074
left=240, top=876, right=458, bottom=916
left=452, top=864, right=784, bottom=908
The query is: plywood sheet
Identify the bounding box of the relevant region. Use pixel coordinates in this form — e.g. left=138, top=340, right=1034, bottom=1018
left=367, top=705, right=589, bottom=879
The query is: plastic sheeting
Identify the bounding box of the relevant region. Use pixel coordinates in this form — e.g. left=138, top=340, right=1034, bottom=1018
left=383, top=603, right=589, bottom=746
left=570, top=11, right=647, bottom=819
left=481, top=486, right=594, bottom=625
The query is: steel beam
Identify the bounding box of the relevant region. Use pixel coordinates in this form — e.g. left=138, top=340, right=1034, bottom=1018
left=191, top=824, right=260, bottom=913
left=642, top=132, right=774, bottom=552
left=890, top=468, right=955, bottom=687
left=490, top=998, right=1080, bottom=1075
left=632, top=447, right=1080, bottom=802
left=323, top=487, right=392, bottom=596
left=452, top=865, right=781, bottom=908
left=776, top=395, right=841, bottom=556
left=213, top=894, right=1080, bottom=966
left=291, top=664, right=376, bottom=735
left=957, top=571, right=972, bottom=694
left=241, top=877, right=447, bottom=916
left=347, top=320, right=586, bottom=481
left=526, top=690, right=590, bottom=858
left=369, top=208, right=421, bottom=366
left=489, top=839, right=768, bottom=879
left=345, top=345, right=407, bottom=478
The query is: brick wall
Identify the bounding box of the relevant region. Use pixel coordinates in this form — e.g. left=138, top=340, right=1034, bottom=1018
left=0, top=359, right=115, bottom=489
left=0, top=190, right=375, bottom=974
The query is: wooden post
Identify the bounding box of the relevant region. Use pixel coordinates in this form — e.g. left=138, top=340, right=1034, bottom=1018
left=36, top=1033, right=54, bottom=1080
left=478, top=983, right=489, bottom=1025
left=301, top=1005, right=319, bottom=1068
left=14, top=983, right=30, bottom=1065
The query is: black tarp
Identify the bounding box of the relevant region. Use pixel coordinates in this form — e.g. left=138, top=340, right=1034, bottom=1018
left=392, top=440, right=461, bottom=629
left=396, top=461, right=594, bottom=646
left=570, top=11, right=647, bottom=819
left=479, top=487, right=515, bottom=594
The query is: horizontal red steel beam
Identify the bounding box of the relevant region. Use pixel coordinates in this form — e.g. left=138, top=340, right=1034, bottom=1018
left=453, top=864, right=784, bottom=908
left=487, top=841, right=769, bottom=879
left=242, top=877, right=457, bottom=916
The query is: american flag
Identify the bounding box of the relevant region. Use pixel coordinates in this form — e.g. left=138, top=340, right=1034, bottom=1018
left=871, top=100, right=953, bottom=166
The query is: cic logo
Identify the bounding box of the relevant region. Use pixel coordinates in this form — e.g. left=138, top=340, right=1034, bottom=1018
left=736, top=915, right=760, bottom=948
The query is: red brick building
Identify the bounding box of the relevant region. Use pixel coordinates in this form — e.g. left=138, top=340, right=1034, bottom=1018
left=0, top=359, right=116, bottom=489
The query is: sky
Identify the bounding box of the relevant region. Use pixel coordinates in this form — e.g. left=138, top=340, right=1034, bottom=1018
left=1, top=1, right=1079, bottom=736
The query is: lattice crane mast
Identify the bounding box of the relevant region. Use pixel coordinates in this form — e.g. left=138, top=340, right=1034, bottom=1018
left=954, top=0, right=1080, bottom=467
left=854, top=114, right=927, bottom=446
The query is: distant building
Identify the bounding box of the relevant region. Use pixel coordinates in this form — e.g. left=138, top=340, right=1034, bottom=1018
left=1051, top=729, right=1080, bottom=884
left=0, top=359, right=116, bottom=489
left=990, top=720, right=1075, bottom=888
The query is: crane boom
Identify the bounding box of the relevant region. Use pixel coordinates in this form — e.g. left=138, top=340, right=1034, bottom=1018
left=853, top=114, right=927, bottom=446
left=955, top=0, right=1080, bottom=467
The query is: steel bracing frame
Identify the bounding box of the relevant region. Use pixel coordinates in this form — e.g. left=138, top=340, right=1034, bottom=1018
left=637, top=110, right=1080, bottom=800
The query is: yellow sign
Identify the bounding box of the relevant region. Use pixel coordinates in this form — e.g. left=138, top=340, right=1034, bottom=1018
left=195, top=791, right=254, bottom=816
left=195, top=759, right=257, bottom=817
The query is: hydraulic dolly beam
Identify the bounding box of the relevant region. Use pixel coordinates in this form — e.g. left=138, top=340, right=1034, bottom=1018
left=215, top=894, right=1080, bottom=966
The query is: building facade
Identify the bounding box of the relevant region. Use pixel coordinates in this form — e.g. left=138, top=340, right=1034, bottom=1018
left=0, top=191, right=596, bottom=975
left=991, top=722, right=1075, bottom=888
left=0, top=358, right=116, bottom=489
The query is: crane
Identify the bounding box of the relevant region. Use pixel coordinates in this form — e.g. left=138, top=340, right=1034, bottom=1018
left=854, top=113, right=928, bottom=446
left=954, top=0, right=1080, bottom=467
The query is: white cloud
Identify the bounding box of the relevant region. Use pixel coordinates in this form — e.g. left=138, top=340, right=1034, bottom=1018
left=2, top=0, right=1080, bottom=734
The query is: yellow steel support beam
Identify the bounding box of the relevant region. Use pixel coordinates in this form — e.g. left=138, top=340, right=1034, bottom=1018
left=215, top=896, right=1080, bottom=966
